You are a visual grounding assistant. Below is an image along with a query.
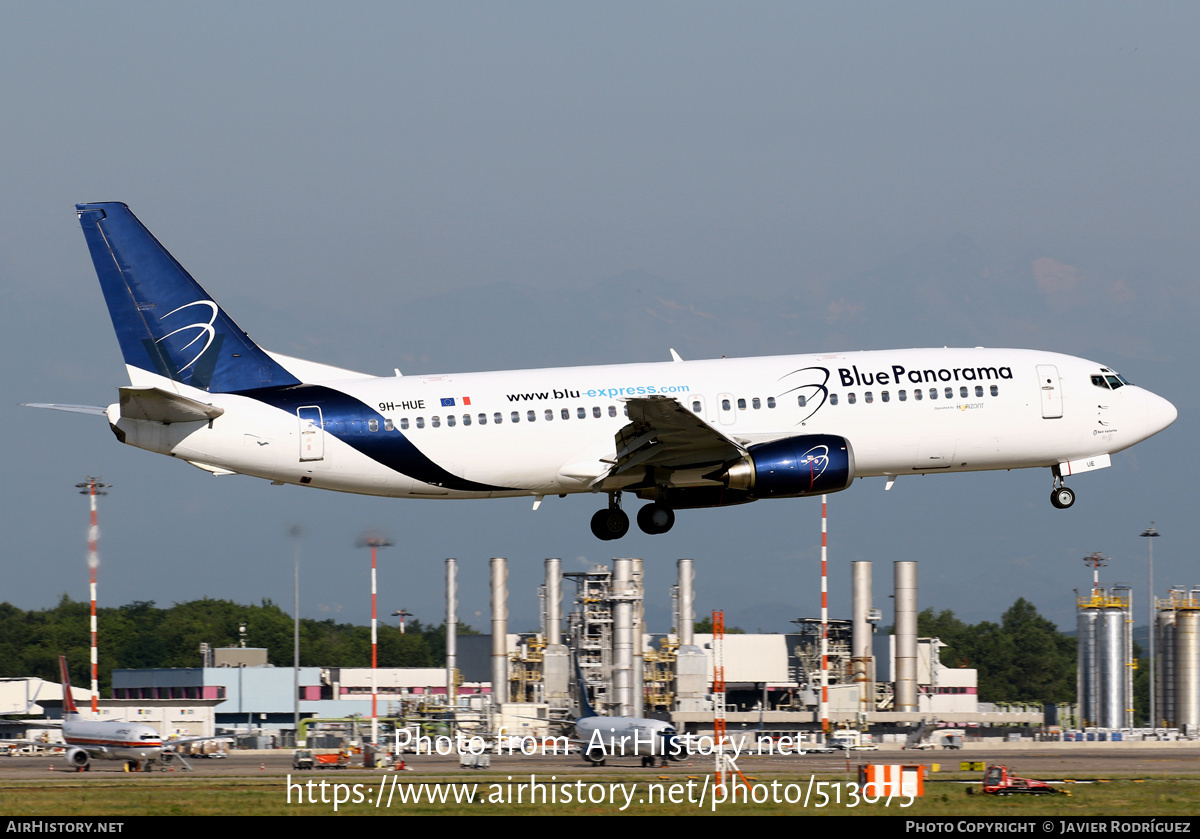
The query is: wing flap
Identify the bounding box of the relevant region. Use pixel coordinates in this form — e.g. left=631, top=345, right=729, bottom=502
left=599, top=396, right=744, bottom=486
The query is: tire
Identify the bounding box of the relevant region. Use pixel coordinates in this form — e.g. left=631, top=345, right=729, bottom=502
left=1051, top=487, right=1075, bottom=509
left=636, top=503, right=675, bottom=535
left=590, top=508, right=629, bottom=540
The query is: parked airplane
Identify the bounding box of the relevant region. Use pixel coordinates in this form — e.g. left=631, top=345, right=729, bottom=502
left=34, top=203, right=1176, bottom=540
left=4, top=658, right=224, bottom=772
left=573, top=661, right=683, bottom=767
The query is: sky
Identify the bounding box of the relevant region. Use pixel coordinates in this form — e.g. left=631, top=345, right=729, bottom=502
left=2, top=3, right=1197, bottom=650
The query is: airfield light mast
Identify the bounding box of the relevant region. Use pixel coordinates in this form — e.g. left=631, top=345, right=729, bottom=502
left=820, top=494, right=830, bottom=735
left=1141, top=525, right=1160, bottom=727
left=77, top=477, right=110, bottom=715
left=358, top=532, right=392, bottom=749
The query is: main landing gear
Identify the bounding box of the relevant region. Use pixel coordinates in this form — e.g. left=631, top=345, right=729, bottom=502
left=590, top=493, right=677, bottom=540
left=1050, top=474, right=1075, bottom=509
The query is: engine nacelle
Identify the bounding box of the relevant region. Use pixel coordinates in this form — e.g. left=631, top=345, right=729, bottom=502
left=65, top=747, right=91, bottom=769
left=720, top=434, right=854, bottom=498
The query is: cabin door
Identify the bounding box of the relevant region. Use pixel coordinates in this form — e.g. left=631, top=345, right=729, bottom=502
left=1036, top=365, right=1062, bottom=419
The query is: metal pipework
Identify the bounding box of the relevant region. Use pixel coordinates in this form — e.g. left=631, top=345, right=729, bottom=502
left=490, top=557, right=508, bottom=705
left=612, top=557, right=635, bottom=717
left=446, top=558, right=457, bottom=706
left=894, top=561, right=918, bottom=712
left=677, top=559, right=695, bottom=646
left=852, top=561, right=873, bottom=709
left=544, top=558, right=562, bottom=646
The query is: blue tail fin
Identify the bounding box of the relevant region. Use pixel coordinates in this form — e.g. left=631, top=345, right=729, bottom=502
left=76, top=203, right=300, bottom=393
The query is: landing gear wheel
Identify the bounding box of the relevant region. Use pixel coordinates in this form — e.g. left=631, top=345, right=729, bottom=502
left=590, top=508, right=630, bottom=540
left=636, top=503, right=676, bottom=535
left=1050, top=486, right=1075, bottom=509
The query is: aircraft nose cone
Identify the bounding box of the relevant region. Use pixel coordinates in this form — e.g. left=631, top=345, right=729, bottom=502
left=1145, top=391, right=1177, bottom=437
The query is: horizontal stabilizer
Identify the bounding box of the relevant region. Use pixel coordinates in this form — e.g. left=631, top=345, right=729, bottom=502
left=21, top=403, right=107, bottom=416
left=119, top=386, right=224, bottom=423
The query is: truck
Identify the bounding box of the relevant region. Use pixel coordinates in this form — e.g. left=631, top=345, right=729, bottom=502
left=968, top=765, right=1067, bottom=796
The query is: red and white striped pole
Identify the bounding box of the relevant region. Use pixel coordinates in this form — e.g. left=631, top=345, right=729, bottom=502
left=77, top=478, right=110, bottom=715
left=358, top=532, right=392, bottom=749
left=820, top=494, right=829, bottom=735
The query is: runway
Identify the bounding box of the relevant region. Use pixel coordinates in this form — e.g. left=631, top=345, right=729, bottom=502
left=1, top=743, right=1196, bottom=781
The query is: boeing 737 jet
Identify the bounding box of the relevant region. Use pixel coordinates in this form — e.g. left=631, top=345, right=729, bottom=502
left=33, top=203, right=1177, bottom=540
left=2, top=658, right=225, bottom=771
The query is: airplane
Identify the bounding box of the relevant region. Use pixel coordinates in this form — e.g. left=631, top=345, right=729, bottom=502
left=3, top=657, right=226, bottom=772
left=572, top=660, right=683, bottom=767
left=31, top=202, right=1177, bottom=540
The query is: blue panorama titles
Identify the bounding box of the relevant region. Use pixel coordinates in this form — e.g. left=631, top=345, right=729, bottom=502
left=838, top=363, right=1015, bottom=388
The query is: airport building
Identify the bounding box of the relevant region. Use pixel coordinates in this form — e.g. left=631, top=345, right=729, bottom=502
left=92, top=557, right=1054, bottom=747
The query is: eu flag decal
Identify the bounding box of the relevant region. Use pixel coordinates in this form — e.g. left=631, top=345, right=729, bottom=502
left=441, top=397, right=456, bottom=407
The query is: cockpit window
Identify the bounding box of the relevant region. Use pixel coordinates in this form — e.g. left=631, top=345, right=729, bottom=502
left=1091, top=375, right=1111, bottom=390
left=1100, top=368, right=1131, bottom=388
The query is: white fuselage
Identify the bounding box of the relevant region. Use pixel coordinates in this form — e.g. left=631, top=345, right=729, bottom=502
left=62, top=718, right=164, bottom=762
left=106, top=347, right=1176, bottom=501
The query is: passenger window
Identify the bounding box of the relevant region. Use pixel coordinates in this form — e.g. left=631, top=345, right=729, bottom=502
left=432, top=416, right=441, bottom=427
left=416, top=417, right=425, bottom=428
left=847, top=393, right=857, bottom=404
left=368, top=419, right=379, bottom=431
left=527, top=410, right=536, bottom=422
left=914, top=389, right=922, bottom=401
left=767, top=397, right=776, bottom=408
left=384, top=419, right=394, bottom=431
left=399, top=418, right=408, bottom=430
left=722, top=399, right=731, bottom=411
left=692, top=400, right=702, bottom=413
left=462, top=414, right=471, bottom=426
left=446, top=415, right=456, bottom=427
left=864, top=392, right=873, bottom=404
left=478, top=413, right=486, bottom=425
left=797, top=395, right=807, bottom=408
left=577, top=407, right=586, bottom=419
left=929, top=389, right=937, bottom=400
left=752, top=398, right=761, bottom=409
left=561, top=408, right=570, bottom=420
left=960, top=386, right=968, bottom=398
left=593, top=406, right=601, bottom=418
left=975, top=386, right=983, bottom=397
left=544, top=409, right=553, bottom=421
left=623, top=406, right=629, bottom=417
left=609, top=406, right=617, bottom=417
left=881, top=391, right=889, bottom=403
left=830, top=393, right=839, bottom=406
left=945, top=387, right=953, bottom=399
left=990, top=385, right=999, bottom=396
left=898, top=390, right=906, bottom=402
left=494, top=412, right=503, bottom=424
left=737, top=398, right=747, bottom=410
left=511, top=411, right=520, bottom=423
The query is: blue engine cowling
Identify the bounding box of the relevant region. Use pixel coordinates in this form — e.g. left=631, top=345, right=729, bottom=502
left=721, top=434, right=855, bottom=498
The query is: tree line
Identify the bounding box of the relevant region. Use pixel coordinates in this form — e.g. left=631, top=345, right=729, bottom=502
left=0, top=595, right=476, bottom=694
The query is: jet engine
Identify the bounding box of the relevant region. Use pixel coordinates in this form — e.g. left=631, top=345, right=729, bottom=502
left=719, top=434, right=854, bottom=498
left=65, top=747, right=91, bottom=770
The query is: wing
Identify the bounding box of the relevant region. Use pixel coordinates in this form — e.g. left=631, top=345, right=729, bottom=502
left=595, top=395, right=745, bottom=489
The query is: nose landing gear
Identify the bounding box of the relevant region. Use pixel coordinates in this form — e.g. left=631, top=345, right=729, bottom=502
left=1050, top=476, right=1075, bottom=509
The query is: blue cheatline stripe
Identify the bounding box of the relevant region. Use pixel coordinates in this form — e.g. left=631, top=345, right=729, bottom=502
left=245, top=384, right=518, bottom=493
